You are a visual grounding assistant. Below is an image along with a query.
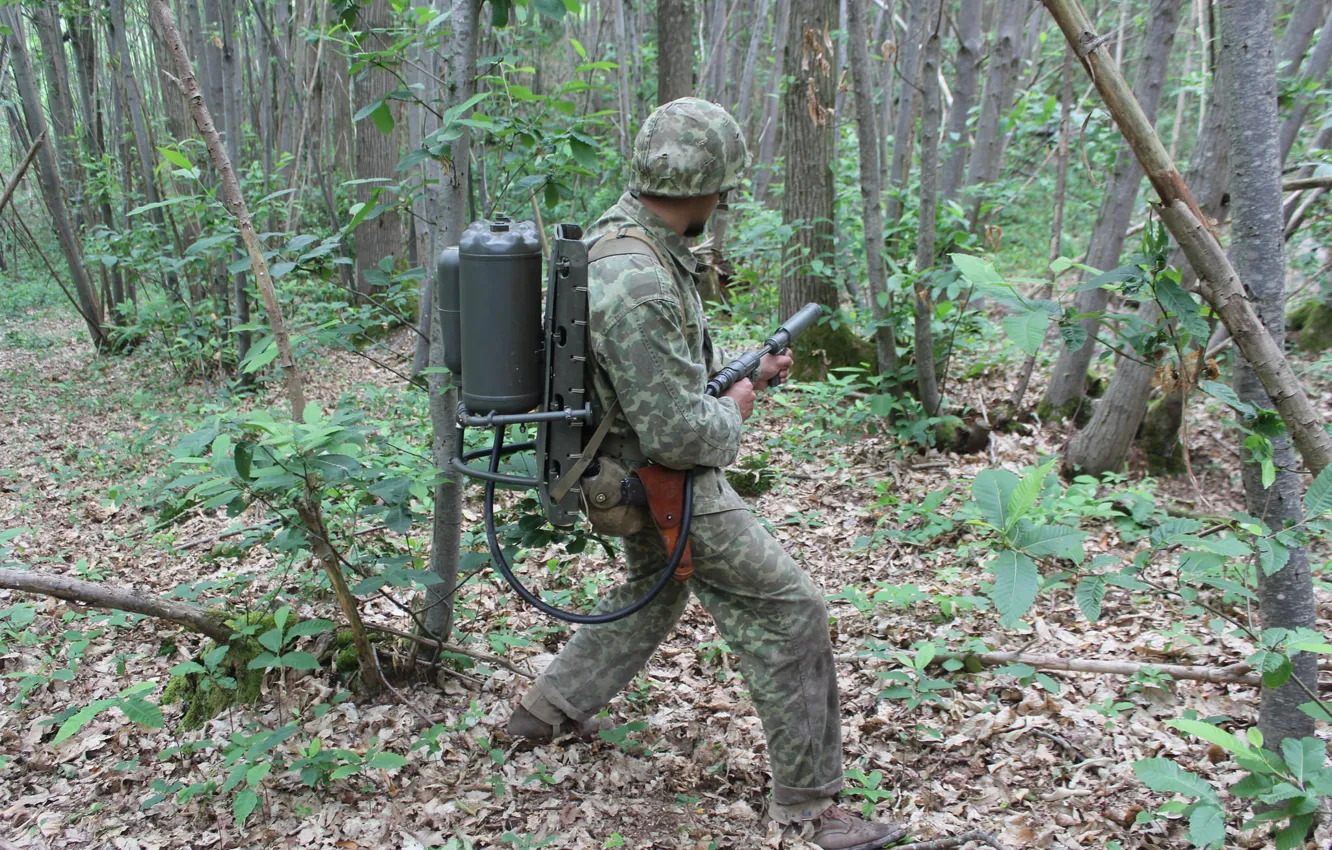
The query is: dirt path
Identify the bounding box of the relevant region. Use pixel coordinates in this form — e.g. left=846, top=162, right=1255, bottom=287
left=0, top=310, right=1323, bottom=849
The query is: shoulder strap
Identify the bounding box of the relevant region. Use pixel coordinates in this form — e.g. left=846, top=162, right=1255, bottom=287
left=587, top=225, right=670, bottom=269
left=549, top=398, right=621, bottom=502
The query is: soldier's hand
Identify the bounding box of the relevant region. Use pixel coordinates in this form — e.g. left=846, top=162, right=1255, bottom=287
left=754, top=352, right=794, bottom=391
left=722, top=378, right=756, bottom=421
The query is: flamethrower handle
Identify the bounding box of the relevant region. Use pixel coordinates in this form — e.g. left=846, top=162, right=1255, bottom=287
left=705, top=302, right=822, bottom=396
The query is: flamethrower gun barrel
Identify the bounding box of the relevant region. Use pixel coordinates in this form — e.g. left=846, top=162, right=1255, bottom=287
left=705, top=302, right=822, bottom=397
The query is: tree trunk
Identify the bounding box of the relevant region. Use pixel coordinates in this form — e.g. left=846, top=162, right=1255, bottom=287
left=914, top=19, right=943, bottom=415
left=353, top=0, right=404, bottom=298
left=2, top=9, right=105, bottom=348
left=779, top=0, right=839, bottom=320
left=1277, top=0, right=1330, bottom=76
left=410, top=0, right=443, bottom=378
left=1277, top=6, right=1332, bottom=165
left=30, top=4, right=83, bottom=222
left=657, top=0, right=696, bottom=103
left=961, top=0, right=1025, bottom=226
left=848, top=0, right=900, bottom=380
left=940, top=0, right=983, bottom=200
left=220, top=0, right=251, bottom=368
left=1219, top=0, right=1317, bottom=753
left=883, top=0, right=932, bottom=229
left=753, top=0, right=792, bottom=202
left=425, top=0, right=478, bottom=646
left=1010, top=45, right=1075, bottom=410
left=736, top=0, right=772, bottom=133
left=1039, top=0, right=1181, bottom=418
left=1064, top=86, right=1229, bottom=475
left=613, top=0, right=634, bottom=158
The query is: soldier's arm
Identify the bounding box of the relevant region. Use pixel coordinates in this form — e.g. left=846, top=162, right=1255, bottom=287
left=600, top=296, right=743, bottom=470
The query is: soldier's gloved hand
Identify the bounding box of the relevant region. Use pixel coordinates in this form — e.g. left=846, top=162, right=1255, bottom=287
left=722, top=378, right=756, bottom=421
left=754, top=352, right=794, bottom=391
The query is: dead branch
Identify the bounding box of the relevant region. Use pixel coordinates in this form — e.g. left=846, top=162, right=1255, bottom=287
left=894, top=830, right=1012, bottom=850
left=365, top=621, right=535, bottom=679
left=1283, top=175, right=1332, bottom=192
left=0, top=567, right=232, bottom=644
left=0, top=131, right=44, bottom=217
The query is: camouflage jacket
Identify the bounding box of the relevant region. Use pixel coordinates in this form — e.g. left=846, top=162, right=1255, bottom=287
left=585, top=192, right=748, bottom=515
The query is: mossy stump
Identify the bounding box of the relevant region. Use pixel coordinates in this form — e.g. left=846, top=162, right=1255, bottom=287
left=1140, top=393, right=1187, bottom=475
left=790, top=321, right=877, bottom=382
left=1289, top=300, right=1332, bottom=353
left=726, top=455, right=777, bottom=497
left=162, top=611, right=273, bottom=732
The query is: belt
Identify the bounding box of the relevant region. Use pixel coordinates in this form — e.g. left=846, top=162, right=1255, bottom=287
left=598, top=435, right=649, bottom=463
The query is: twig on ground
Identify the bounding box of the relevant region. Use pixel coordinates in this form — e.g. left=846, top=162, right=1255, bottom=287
left=1028, top=727, right=1085, bottom=762
left=893, top=830, right=1012, bottom=850
left=370, top=645, right=439, bottom=726
left=365, top=621, right=535, bottom=679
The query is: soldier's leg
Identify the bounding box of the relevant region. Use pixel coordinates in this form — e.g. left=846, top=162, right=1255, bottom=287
left=686, top=509, right=844, bottom=815
left=525, top=527, right=690, bottom=724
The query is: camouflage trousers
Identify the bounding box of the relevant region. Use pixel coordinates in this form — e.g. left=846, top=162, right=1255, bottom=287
left=525, top=508, right=844, bottom=806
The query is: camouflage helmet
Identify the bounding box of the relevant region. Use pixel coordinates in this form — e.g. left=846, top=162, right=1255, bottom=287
left=628, top=97, right=748, bottom=198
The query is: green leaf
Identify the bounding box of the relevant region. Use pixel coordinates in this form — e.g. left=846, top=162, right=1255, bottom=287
left=1299, top=700, right=1332, bottom=722
left=330, top=764, right=361, bottom=780
left=1132, top=758, right=1219, bottom=804
left=491, top=0, right=510, bottom=26
left=1154, top=277, right=1209, bottom=341
left=1059, top=321, right=1089, bottom=353
left=157, top=147, right=193, bottom=169
left=1200, top=380, right=1256, bottom=418
left=531, top=0, right=568, bottom=19
left=279, top=652, right=322, bottom=671
left=1166, top=719, right=1254, bottom=761
left=1015, top=524, right=1086, bottom=563
left=234, top=441, right=253, bottom=480
left=1276, top=815, right=1314, bottom=850
left=1280, top=737, right=1326, bottom=783
left=1006, top=459, right=1056, bottom=528
left=1303, top=464, right=1332, bottom=515
left=120, top=698, right=164, bottom=729
left=286, top=619, right=336, bottom=639
left=247, top=651, right=281, bottom=670
left=1187, top=804, right=1225, bottom=849
left=170, top=660, right=207, bottom=676
left=951, top=253, right=1004, bottom=285
left=233, top=788, right=259, bottom=826
left=971, top=468, right=1019, bottom=528
left=987, top=551, right=1039, bottom=627
left=1075, top=576, right=1105, bottom=622
left=370, top=102, right=395, bottom=135
left=53, top=703, right=106, bottom=745
left=367, top=751, right=409, bottom=769
left=1001, top=310, right=1050, bottom=356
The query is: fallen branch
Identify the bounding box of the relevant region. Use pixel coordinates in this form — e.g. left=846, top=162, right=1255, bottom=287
left=0, top=131, right=44, bottom=217
left=840, top=648, right=1265, bottom=687
left=895, top=830, right=1012, bottom=850
left=0, top=567, right=232, bottom=644
left=1283, top=175, right=1332, bottom=192
left=365, top=621, right=535, bottom=679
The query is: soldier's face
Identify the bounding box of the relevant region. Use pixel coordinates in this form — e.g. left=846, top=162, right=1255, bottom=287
left=683, top=193, right=721, bottom=238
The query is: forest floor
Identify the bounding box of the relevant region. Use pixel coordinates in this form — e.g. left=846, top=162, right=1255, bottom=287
left=1, top=306, right=1331, bottom=850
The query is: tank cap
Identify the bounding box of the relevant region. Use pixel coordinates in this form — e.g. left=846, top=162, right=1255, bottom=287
left=490, top=216, right=511, bottom=233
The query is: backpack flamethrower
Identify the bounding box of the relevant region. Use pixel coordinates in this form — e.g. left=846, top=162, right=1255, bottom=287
left=442, top=217, right=822, bottom=624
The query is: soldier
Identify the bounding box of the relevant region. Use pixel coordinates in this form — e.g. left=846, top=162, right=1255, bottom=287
left=507, top=97, right=906, bottom=850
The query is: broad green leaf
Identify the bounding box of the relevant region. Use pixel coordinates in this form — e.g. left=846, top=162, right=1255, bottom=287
left=1059, top=321, right=1089, bottom=353
left=971, top=468, right=1019, bottom=529
left=258, top=626, right=284, bottom=653
left=1006, top=460, right=1056, bottom=528
left=1001, top=310, right=1050, bottom=356
left=1187, top=804, right=1225, bottom=849
left=286, top=619, right=336, bottom=639
left=170, top=660, right=206, bottom=676
left=531, top=0, right=568, bottom=19
left=1275, top=815, right=1313, bottom=850
left=950, top=253, right=1004, bottom=285
left=157, top=147, right=192, bottom=169
left=1166, top=719, right=1253, bottom=761
left=1154, top=277, right=1209, bottom=341
left=1132, top=758, right=1219, bottom=804
left=1200, top=380, right=1256, bottom=418
left=234, top=441, right=253, bottom=480
left=247, top=651, right=281, bottom=670
left=1075, top=575, right=1105, bottom=622
left=371, top=102, right=395, bottom=135
left=331, top=764, right=361, bottom=780
left=1280, top=737, right=1326, bottom=783
left=53, top=703, right=105, bottom=745
left=1304, top=464, right=1332, bottom=515
left=367, top=751, right=409, bottom=769
left=987, top=551, right=1039, bottom=627
left=120, top=698, right=164, bottom=729
left=1015, top=523, right=1086, bottom=563
left=233, top=788, right=259, bottom=826
left=279, top=652, right=322, bottom=671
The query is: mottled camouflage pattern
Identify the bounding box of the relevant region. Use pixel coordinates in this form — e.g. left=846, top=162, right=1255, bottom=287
left=584, top=192, right=747, bottom=515
left=628, top=97, right=748, bottom=198
left=529, top=509, right=843, bottom=806
left=521, top=193, right=845, bottom=809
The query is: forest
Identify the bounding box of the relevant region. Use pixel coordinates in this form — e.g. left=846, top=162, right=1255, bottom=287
left=0, top=0, right=1331, bottom=847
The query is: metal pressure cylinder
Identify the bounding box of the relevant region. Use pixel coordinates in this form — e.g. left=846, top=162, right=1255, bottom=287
left=437, top=246, right=462, bottom=375
left=458, top=217, right=544, bottom=415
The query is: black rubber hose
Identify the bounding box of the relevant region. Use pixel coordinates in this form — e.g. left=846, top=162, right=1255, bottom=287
left=483, top=427, right=693, bottom=624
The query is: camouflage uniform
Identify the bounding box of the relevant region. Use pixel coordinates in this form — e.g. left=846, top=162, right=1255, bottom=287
left=520, top=99, right=844, bottom=817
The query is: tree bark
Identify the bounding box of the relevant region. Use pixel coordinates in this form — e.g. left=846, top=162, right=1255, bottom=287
left=913, top=18, right=943, bottom=415
left=848, top=0, right=900, bottom=380
left=353, top=0, right=404, bottom=298
left=30, top=4, right=83, bottom=221
left=940, top=0, right=983, bottom=201
left=0, top=569, right=232, bottom=645
left=1276, top=6, right=1332, bottom=165
left=2, top=9, right=105, bottom=349
left=424, top=0, right=478, bottom=646
left=779, top=0, right=840, bottom=321
left=1039, top=0, right=1332, bottom=476
left=613, top=0, right=634, bottom=157
left=1064, top=86, right=1228, bottom=475
left=883, top=0, right=932, bottom=229
left=1277, top=0, right=1330, bottom=76
left=736, top=0, right=772, bottom=133
left=657, top=0, right=696, bottom=103
left=1218, top=0, right=1317, bottom=753
left=1040, top=0, right=1180, bottom=417
left=961, top=0, right=1025, bottom=227
left=753, top=0, right=792, bottom=202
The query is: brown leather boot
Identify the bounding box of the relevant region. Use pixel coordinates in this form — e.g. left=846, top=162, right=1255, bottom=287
left=800, top=805, right=907, bottom=850
left=505, top=703, right=615, bottom=743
